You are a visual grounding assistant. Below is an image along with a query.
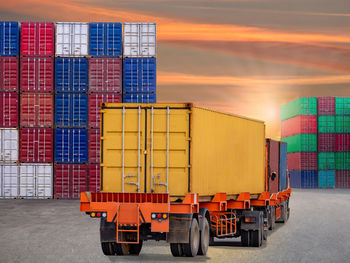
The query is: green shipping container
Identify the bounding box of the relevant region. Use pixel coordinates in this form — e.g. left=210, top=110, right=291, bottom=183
left=335, top=152, right=350, bottom=170
left=335, top=116, right=350, bottom=133
left=318, top=116, right=335, bottom=133
left=318, top=152, right=335, bottom=170
left=282, top=134, right=317, bottom=153
left=335, top=98, right=350, bottom=115
left=281, top=97, right=317, bottom=121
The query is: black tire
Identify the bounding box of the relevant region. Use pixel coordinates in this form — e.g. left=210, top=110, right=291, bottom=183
left=269, top=206, right=276, bottom=230
left=129, top=241, right=143, bottom=255
left=209, top=236, right=215, bottom=246
left=114, top=243, right=130, bottom=256
left=198, top=218, right=210, bottom=255
left=170, top=243, right=183, bottom=257
left=183, top=218, right=200, bottom=257
left=241, top=230, right=249, bottom=247
left=101, top=242, right=115, bottom=255
left=249, top=230, right=262, bottom=247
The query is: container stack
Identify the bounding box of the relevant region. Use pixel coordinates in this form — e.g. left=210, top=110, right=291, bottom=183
left=87, top=23, right=123, bottom=192
left=335, top=98, right=350, bottom=188
left=122, top=23, right=156, bottom=103
left=0, top=21, right=20, bottom=198
left=54, top=22, right=89, bottom=199
left=18, top=22, right=54, bottom=199
left=281, top=97, right=318, bottom=188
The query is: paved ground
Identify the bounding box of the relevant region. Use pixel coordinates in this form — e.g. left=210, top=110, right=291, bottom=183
left=0, top=189, right=350, bottom=263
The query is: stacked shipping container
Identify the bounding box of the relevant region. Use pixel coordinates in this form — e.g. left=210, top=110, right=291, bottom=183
left=0, top=22, right=19, bottom=198
left=281, top=97, right=350, bottom=188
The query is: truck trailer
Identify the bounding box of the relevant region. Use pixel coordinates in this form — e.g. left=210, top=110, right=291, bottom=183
left=80, top=103, right=291, bottom=257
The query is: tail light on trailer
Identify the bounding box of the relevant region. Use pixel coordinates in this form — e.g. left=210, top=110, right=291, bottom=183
left=244, top=217, right=256, bottom=223
left=151, top=213, right=168, bottom=221
left=90, top=212, right=107, bottom=218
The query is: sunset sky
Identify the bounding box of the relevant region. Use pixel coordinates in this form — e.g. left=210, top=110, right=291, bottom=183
left=1, top=0, right=350, bottom=137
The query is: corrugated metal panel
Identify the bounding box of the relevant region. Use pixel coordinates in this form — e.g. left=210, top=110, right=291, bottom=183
left=336, top=134, right=350, bottom=152
left=318, top=97, right=335, bottom=115
left=20, top=93, right=54, bottom=127
left=318, top=133, right=336, bottom=152
left=123, top=92, right=156, bottom=103
left=335, top=98, right=350, bottom=115
left=54, top=128, right=88, bottom=163
left=281, top=97, right=317, bottom=121
left=0, top=128, right=18, bottom=163
left=54, top=164, right=88, bottom=199
left=335, top=170, right=350, bottom=188
left=282, top=134, right=317, bottom=153
left=88, top=93, right=122, bottom=128
left=0, top=164, right=19, bottom=198
left=287, top=152, right=317, bottom=170
left=123, top=58, right=156, bottom=93
left=19, top=164, right=52, bottom=198
left=0, top=92, right=18, bottom=127
left=19, top=128, right=53, bottom=163
left=123, top=23, right=156, bottom=57
left=318, top=152, right=335, bottom=170
left=335, top=116, right=350, bottom=133
left=289, top=170, right=301, bottom=188
left=20, top=57, right=54, bottom=92
left=0, top=22, right=19, bottom=56
left=20, top=22, right=55, bottom=56
left=281, top=115, right=317, bottom=137
left=101, top=103, right=265, bottom=196
left=55, top=93, right=88, bottom=128
left=88, top=163, right=100, bottom=192
left=301, top=170, right=318, bottom=188
left=266, top=139, right=279, bottom=193
left=55, top=22, right=88, bottom=57
left=279, top=142, right=288, bottom=191
left=318, top=170, right=335, bottom=188
left=88, top=128, right=99, bottom=163
left=55, top=57, right=88, bottom=92
left=89, top=23, right=122, bottom=57
left=335, top=152, right=350, bottom=170
left=0, top=57, right=18, bottom=92
left=318, top=115, right=335, bottom=133
left=88, top=58, right=122, bottom=93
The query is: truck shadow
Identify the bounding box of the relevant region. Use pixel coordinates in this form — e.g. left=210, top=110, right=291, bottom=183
left=107, top=254, right=210, bottom=262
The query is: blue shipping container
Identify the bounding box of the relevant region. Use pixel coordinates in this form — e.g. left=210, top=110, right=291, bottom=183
left=301, top=170, right=318, bottom=188
left=55, top=93, right=88, bottom=127
left=123, top=58, right=156, bottom=93
left=123, top=92, right=156, bottom=103
left=0, top=21, right=19, bottom=56
left=55, top=57, right=88, bottom=92
left=89, top=23, right=122, bottom=57
left=279, top=141, right=288, bottom=191
left=289, top=170, right=301, bottom=188
left=318, top=170, right=335, bottom=188
left=54, top=128, right=88, bottom=163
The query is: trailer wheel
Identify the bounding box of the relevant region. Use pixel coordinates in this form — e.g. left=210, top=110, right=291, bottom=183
left=182, top=218, right=200, bottom=257
left=170, top=243, right=183, bottom=257
left=114, top=243, right=129, bottom=256
left=129, top=241, right=143, bottom=255
left=250, top=230, right=262, bottom=247
left=101, top=242, right=115, bottom=255
left=241, top=230, right=249, bottom=247
left=198, top=218, right=210, bottom=255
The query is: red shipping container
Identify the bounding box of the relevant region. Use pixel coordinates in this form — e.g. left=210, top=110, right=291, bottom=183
left=318, top=133, right=336, bottom=152
left=336, top=134, right=350, bottom=152
left=20, top=22, right=55, bottom=56
left=20, top=93, right=54, bottom=127
left=54, top=164, right=88, bottom=199
left=0, top=92, right=18, bottom=127
left=88, top=164, right=100, bottom=192
left=88, top=129, right=100, bottom=163
left=266, top=139, right=279, bottom=193
left=88, top=93, right=122, bottom=128
left=287, top=152, right=318, bottom=170
left=335, top=171, right=350, bottom=188
left=318, top=97, right=335, bottom=115
left=19, top=128, right=53, bottom=163
left=0, top=57, right=18, bottom=92
left=20, top=57, right=54, bottom=92
left=281, top=115, right=317, bottom=137
left=89, top=58, right=122, bottom=93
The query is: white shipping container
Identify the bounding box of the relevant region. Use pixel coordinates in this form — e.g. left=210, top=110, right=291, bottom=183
left=0, top=164, right=19, bottom=198
left=0, top=128, right=18, bottom=163
left=56, top=22, right=88, bottom=56
left=123, top=23, right=156, bottom=57
left=19, top=164, right=53, bottom=199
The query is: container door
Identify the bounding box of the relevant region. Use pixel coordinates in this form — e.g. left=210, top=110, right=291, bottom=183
left=37, top=58, right=53, bottom=92
left=123, top=23, right=139, bottom=57
left=102, top=107, right=146, bottom=193
left=140, top=23, right=156, bottom=57
left=38, top=22, right=54, bottom=56
left=1, top=165, right=19, bottom=198
left=72, top=23, right=88, bottom=56
left=56, top=23, right=71, bottom=56
left=3, top=129, right=18, bottom=163
left=20, top=165, right=35, bottom=198
left=36, top=164, right=52, bottom=198
left=106, top=58, right=122, bottom=92
left=147, top=107, right=190, bottom=195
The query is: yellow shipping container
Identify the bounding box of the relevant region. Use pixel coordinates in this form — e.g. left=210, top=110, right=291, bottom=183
left=101, top=103, right=266, bottom=199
